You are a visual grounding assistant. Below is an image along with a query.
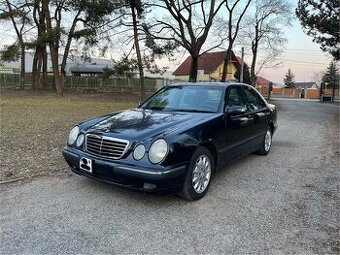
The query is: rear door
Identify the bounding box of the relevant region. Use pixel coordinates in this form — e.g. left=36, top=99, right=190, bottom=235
left=242, top=86, right=271, bottom=148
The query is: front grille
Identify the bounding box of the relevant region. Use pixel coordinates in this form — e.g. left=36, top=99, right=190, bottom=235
left=85, top=134, right=129, bottom=159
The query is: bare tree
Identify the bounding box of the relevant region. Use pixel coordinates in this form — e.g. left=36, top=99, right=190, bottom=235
left=145, top=0, right=225, bottom=82
left=246, top=0, right=292, bottom=87
left=311, top=71, right=324, bottom=88
left=126, top=0, right=146, bottom=100
left=0, top=0, right=32, bottom=90
left=220, top=0, right=252, bottom=82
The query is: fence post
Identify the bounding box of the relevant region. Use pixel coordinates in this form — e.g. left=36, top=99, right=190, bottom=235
left=70, top=76, right=73, bottom=90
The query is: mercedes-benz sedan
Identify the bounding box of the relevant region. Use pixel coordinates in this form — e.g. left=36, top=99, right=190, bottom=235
left=62, top=83, right=278, bottom=200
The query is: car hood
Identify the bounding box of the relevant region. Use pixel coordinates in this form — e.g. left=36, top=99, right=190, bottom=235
left=85, top=108, right=213, bottom=141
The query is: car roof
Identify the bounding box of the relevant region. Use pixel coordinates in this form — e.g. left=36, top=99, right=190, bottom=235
left=167, top=82, right=250, bottom=88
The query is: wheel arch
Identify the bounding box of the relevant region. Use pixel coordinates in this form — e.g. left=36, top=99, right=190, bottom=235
left=269, top=121, right=274, bottom=134
left=200, top=142, right=218, bottom=174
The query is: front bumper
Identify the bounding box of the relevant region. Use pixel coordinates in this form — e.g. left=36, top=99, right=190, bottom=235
left=62, top=147, right=187, bottom=192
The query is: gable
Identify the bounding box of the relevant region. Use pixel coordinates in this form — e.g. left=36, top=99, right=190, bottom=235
left=173, top=52, right=225, bottom=76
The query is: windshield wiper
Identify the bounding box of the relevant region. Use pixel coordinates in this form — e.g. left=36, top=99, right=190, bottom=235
left=142, top=106, right=165, bottom=111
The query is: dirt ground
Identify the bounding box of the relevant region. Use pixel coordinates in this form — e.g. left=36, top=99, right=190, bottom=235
left=0, top=90, right=137, bottom=181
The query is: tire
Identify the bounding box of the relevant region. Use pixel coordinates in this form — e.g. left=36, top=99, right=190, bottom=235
left=257, top=127, right=273, bottom=155
left=180, top=147, right=215, bottom=200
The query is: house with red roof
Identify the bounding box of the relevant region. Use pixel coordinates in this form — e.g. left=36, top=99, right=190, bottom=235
left=255, top=76, right=280, bottom=89
left=255, top=76, right=272, bottom=87
left=173, top=50, right=245, bottom=81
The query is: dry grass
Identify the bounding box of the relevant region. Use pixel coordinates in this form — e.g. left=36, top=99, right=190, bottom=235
left=0, top=90, right=137, bottom=181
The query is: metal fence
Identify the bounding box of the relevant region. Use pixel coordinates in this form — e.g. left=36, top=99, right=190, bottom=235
left=0, top=73, right=169, bottom=93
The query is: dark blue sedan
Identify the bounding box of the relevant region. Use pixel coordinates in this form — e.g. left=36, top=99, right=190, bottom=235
left=62, top=82, right=278, bottom=200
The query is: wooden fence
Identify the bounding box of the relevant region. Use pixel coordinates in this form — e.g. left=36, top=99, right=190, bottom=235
left=257, top=86, right=339, bottom=100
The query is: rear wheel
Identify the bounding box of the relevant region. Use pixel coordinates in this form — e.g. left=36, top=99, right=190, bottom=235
left=180, top=147, right=214, bottom=200
left=258, top=127, right=272, bottom=155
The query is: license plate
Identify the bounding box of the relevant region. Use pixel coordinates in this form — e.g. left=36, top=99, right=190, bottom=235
left=80, top=157, right=92, bottom=173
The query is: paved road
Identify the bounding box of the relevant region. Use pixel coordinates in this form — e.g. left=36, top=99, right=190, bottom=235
left=1, top=100, right=339, bottom=254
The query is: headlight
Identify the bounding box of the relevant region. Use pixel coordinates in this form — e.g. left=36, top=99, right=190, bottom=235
left=76, top=134, right=84, bottom=147
left=148, top=139, right=168, bottom=164
left=68, top=126, right=79, bottom=145
left=133, top=144, right=146, bottom=160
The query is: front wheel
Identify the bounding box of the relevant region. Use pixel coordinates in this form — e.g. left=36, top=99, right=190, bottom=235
left=180, top=147, right=214, bottom=200
left=257, top=127, right=272, bottom=155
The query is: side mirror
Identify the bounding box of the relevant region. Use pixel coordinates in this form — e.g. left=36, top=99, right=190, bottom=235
left=226, top=106, right=246, bottom=116
left=138, top=101, right=143, bottom=107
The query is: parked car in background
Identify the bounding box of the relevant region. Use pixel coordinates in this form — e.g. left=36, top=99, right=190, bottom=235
left=62, top=82, right=278, bottom=200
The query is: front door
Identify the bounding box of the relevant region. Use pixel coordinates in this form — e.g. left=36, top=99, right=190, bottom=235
left=222, top=86, right=254, bottom=162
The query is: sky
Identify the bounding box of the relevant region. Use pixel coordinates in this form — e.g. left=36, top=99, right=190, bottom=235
left=0, top=0, right=333, bottom=85
left=259, top=21, right=332, bottom=84
left=161, top=0, right=333, bottom=85
left=260, top=0, right=331, bottom=85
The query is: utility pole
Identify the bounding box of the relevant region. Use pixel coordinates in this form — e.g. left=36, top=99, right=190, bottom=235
left=240, top=47, right=244, bottom=83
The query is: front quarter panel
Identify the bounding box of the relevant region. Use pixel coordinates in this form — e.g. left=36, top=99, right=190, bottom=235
left=161, top=114, right=224, bottom=168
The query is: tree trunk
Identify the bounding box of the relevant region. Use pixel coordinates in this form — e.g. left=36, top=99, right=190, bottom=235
left=131, top=4, right=145, bottom=100
left=250, top=24, right=260, bottom=87
left=42, top=46, right=48, bottom=89
left=221, top=49, right=231, bottom=82
left=41, top=0, right=48, bottom=89
left=250, top=40, right=258, bottom=87
left=5, top=0, right=25, bottom=90
left=45, top=0, right=62, bottom=96
left=189, top=55, right=199, bottom=82
left=19, top=43, right=25, bottom=90
left=250, top=58, right=256, bottom=87
left=50, top=47, right=63, bottom=96
left=36, top=53, right=43, bottom=89
left=32, top=50, right=39, bottom=90
left=61, top=11, right=80, bottom=76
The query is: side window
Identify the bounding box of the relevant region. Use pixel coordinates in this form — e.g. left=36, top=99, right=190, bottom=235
left=226, top=87, right=246, bottom=107
left=243, top=87, right=266, bottom=111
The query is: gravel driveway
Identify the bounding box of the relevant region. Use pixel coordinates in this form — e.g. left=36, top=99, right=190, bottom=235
left=1, top=100, right=339, bottom=254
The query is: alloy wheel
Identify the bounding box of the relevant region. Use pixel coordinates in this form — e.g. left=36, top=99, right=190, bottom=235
left=192, top=155, right=211, bottom=193
left=264, top=130, right=272, bottom=152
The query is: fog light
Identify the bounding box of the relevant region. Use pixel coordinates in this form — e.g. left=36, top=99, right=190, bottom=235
left=143, top=183, right=157, bottom=190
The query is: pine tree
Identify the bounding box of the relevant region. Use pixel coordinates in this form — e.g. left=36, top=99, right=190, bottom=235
left=322, top=61, right=339, bottom=87
left=283, top=69, right=295, bottom=87
left=322, top=61, right=339, bottom=101
left=296, top=0, right=340, bottom=60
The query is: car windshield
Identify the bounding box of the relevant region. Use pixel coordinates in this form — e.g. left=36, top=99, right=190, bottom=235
left=140, top=85, right=223, bottom=113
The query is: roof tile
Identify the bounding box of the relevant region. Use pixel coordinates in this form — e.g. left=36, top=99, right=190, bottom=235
left=173, top=50, right=244, bottom=76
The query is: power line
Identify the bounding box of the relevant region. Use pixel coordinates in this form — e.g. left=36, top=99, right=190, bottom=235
left=285, top=48, right=324, bottom=52
left=285, top=59, right=329, bottom=65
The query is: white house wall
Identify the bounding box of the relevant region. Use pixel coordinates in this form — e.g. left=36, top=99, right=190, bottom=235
left=1, top=52, right=112, bottom=74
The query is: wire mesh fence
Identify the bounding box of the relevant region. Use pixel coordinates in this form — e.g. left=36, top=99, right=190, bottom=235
left=0, top=73, right=171, bottom=93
